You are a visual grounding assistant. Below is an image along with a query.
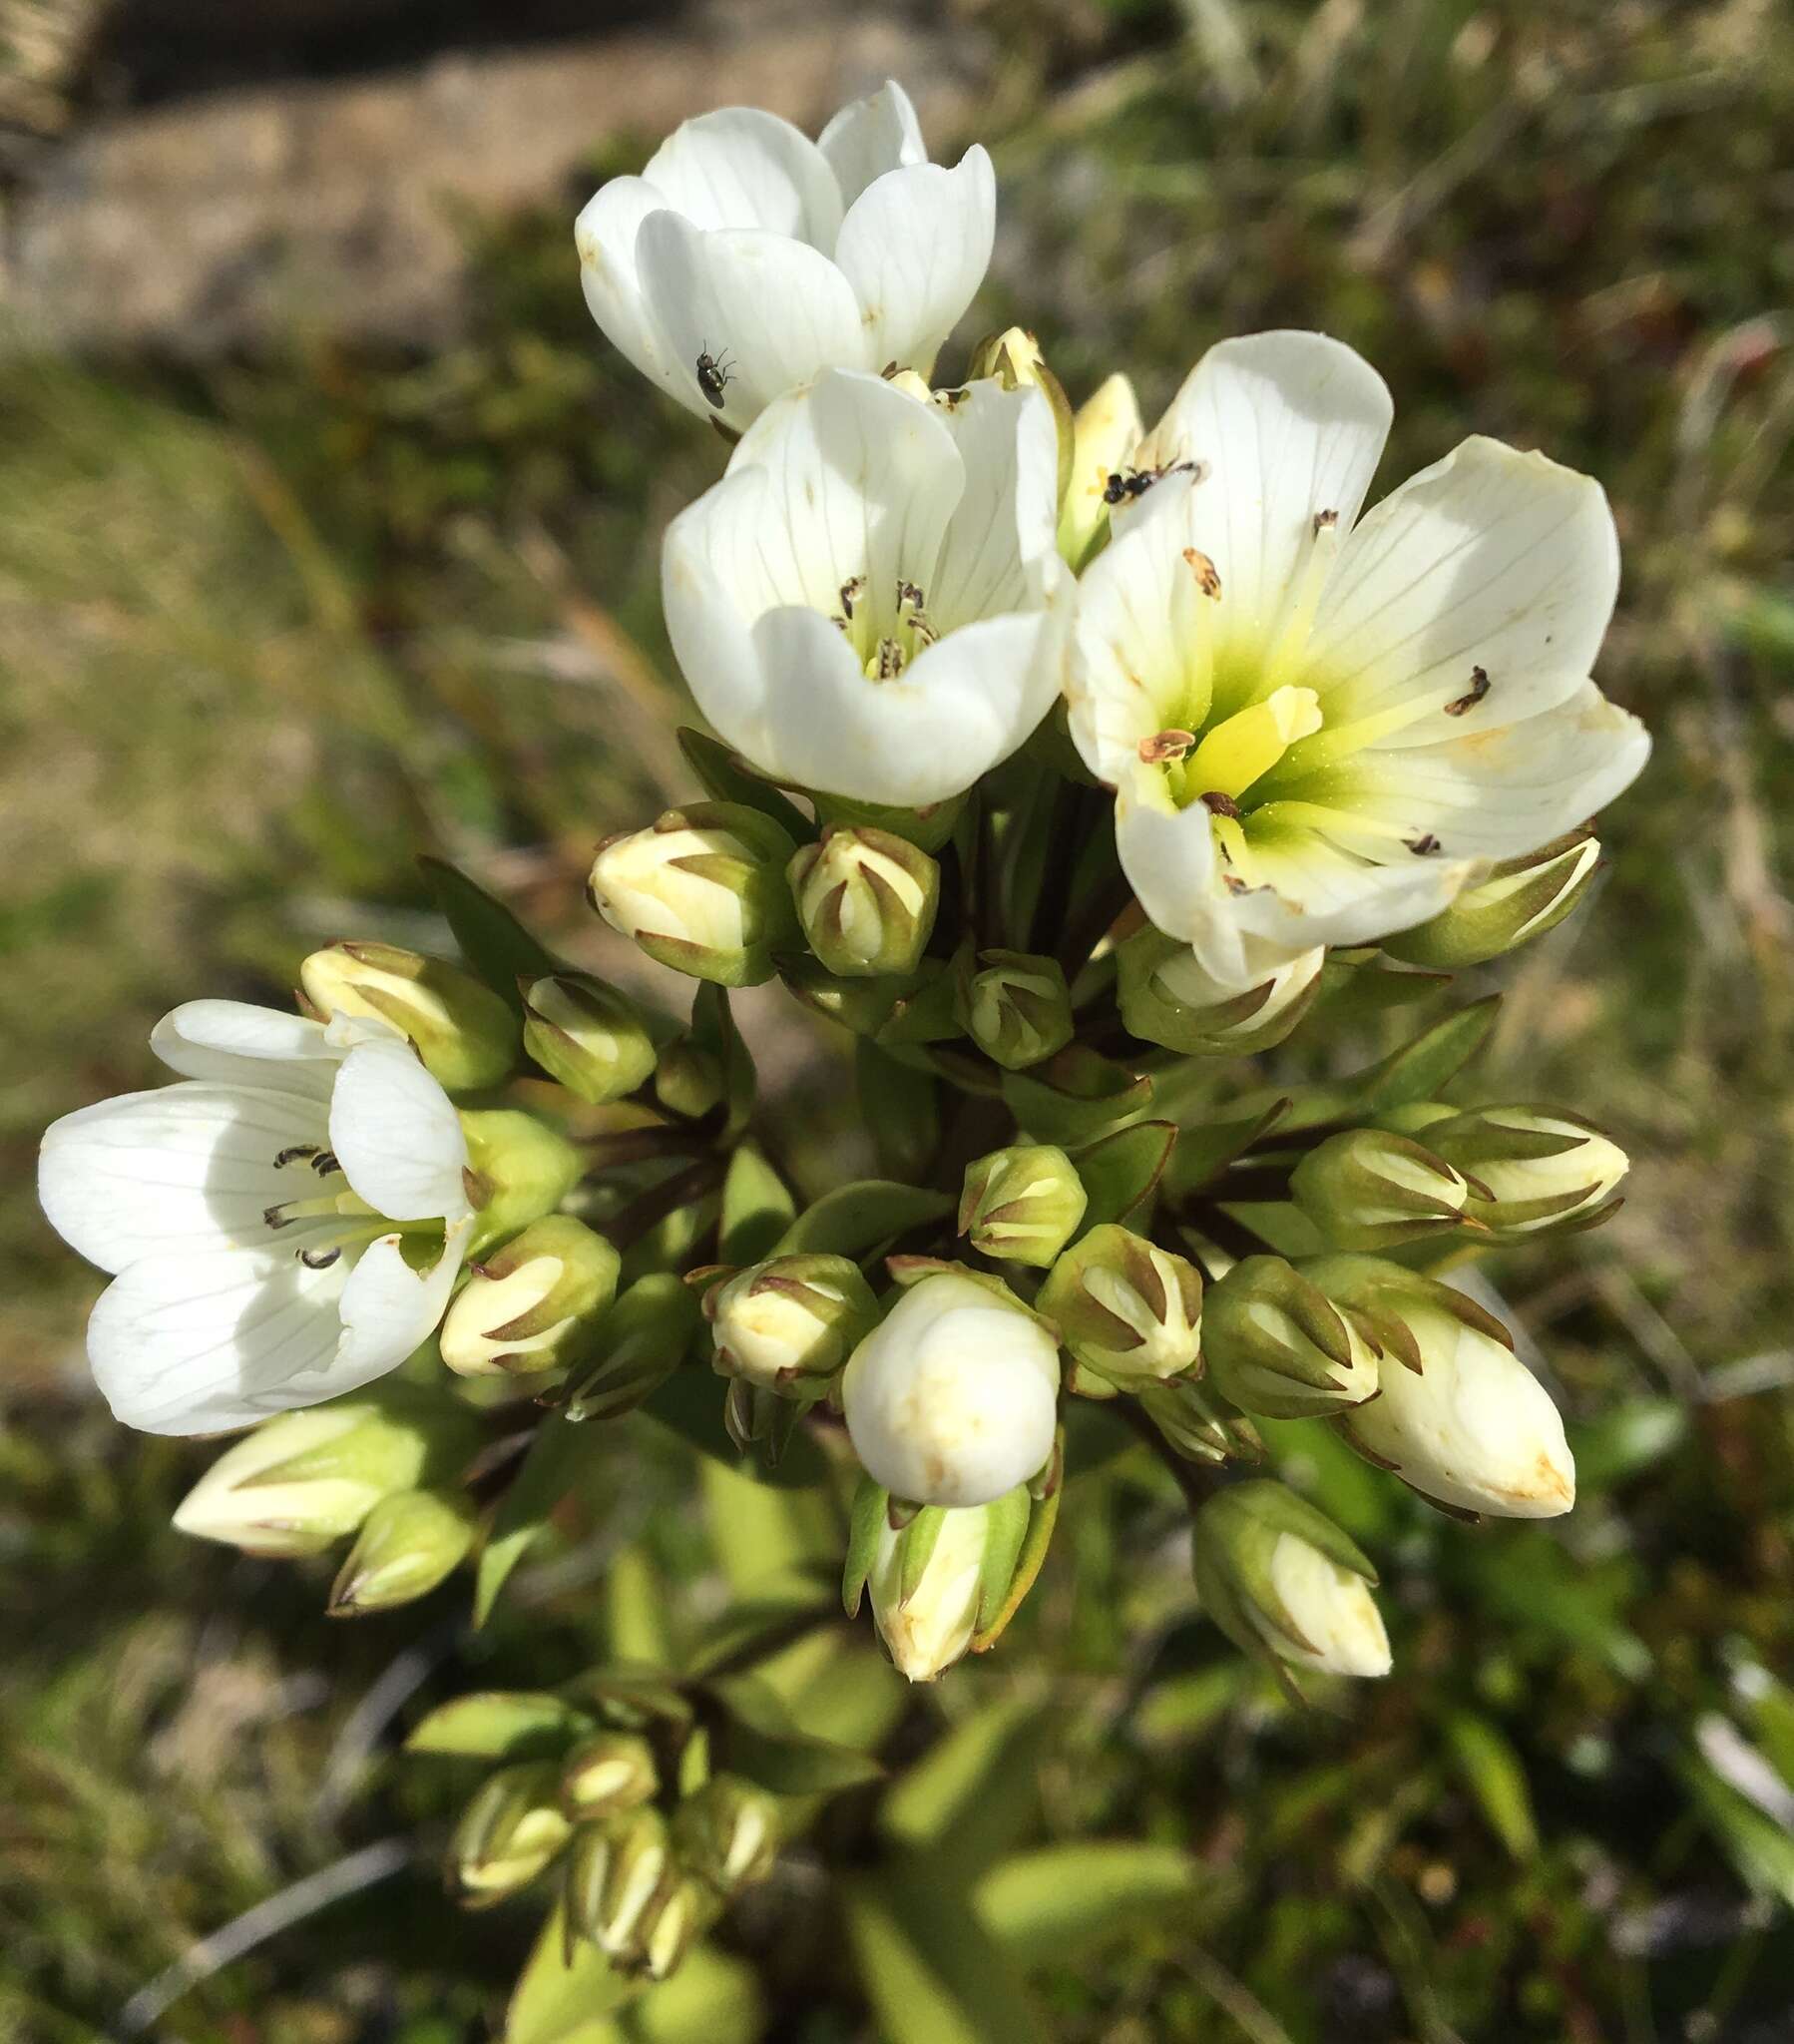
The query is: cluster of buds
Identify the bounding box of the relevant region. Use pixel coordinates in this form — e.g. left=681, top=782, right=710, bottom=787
left=698, top=1253, right=879, bottom=1449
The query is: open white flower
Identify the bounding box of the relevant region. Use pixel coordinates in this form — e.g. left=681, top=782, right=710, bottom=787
left=1068, top=330, right=1650, bottom=990
left=662, top=367, right=1069, bottom=805
left=38, top=1001, right=474, bottom=1435
left=576, top=80, right=994, bottom=431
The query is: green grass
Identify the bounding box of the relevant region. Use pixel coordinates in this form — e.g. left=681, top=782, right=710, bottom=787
left=4, top=1, right=1794, bottom=2036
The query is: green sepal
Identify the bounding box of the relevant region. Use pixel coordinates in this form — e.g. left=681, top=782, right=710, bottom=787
left=971, top=1480, right=1045, bottom=1646
left=676, top=726, right=813, bottom=841
left=420, top=853, right=560, bottom=1016
left=1073, top=1120, right=1177, bottom=1232
left=1002, top=1047, right=1154, bottom=1147
left=898, top=1506, right=948, bottom=1604
left=406, top=1691, right=597, bottom=1763
left=719, top=1144, right=795, bottom=1267
left=1358, top=996, right=1502, bottom=1113
left=843, top=1476, right=890, bottom=1618
left=813, top=787, right=966, bottom=854
left=775, top=1180, right=954, bottom=1259
left=857, top=1038, right=942, bottom=1180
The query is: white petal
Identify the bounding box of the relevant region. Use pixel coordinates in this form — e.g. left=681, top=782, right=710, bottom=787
left=1114, top=764, right=1229, bottom=952
left=641, top=106, right=842, bottom=245
left=1323, top=680, right=1650, bottom=857
left=1127, top=332, right=1392, bottom=658
left=39, top=1083, right=328, bottom=1275
left=832, top=148, right=996, bottom=376
left=87, top=1246, right=347, bottom=1436
left=150, top=1000, right=343, bottom=1100
left=636, top=213, right=872, bottom=429
left=1304, top=436, right=1620, bottom=744
left=817, top=80, right=926, bottom=209
left=1223, top=834, right=1477, bottom=955
left=575, top=177, right=685, bottom=400
left=334, top=1220, right=470, bottom=1380
left=929, top=378, right=1063, bottom=626
left=328, top=1042, right=470, bottom=1223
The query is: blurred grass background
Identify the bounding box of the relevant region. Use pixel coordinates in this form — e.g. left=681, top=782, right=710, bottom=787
left=4, top=0, right=1794, bottom=2037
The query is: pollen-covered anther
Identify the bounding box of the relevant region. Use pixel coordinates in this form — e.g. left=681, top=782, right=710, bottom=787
left=1181, top=548, right=1222, bottom=597
left=1444, top=666, right=1491, bottom=717
left=1312, top=507, right=1339, bottom=534
left=1138, top=729, right=1196, bottom=765
left=1200, top=789, right=1242, bottom=818
left=839, top=575, right=865, bottom=622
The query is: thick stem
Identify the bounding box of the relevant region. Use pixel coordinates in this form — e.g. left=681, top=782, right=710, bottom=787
left=608, top=1157, right=725, bottom=1250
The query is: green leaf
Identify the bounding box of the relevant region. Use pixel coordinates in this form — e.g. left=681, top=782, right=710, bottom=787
left=1313, top=949, right=1452, bottom=1024
left=880, top=1696, right=1048, bottom=1876
left=1358, top=996, right=1501, bottom=1113
left=506, top=1908, right=635, bottom=2044
left=619, top=1944, right=766, bottom=2044
left=708, top=1673, right=885, bottom=1793
left=857, top=1038, right=943, bottom=1180
left=1074, top=1121, right=1176, bottom=1231
left=1164, top=1095, right=1291, bottom=1196
left=1444, top=1711, right=1538, bottom=1860
left=975, top=1842, right=1199, bottom=1965
left=420, top=854, right=558, bottom=1014
left=687, top=985, right=755, bottom=1145
left=640, top=1365, right=828, bottom=1489
left=1003, top=1047, right=1154, bottom=1147
left=774, top=1180, right=953, bottom=1258
left=845, top=1865, right=1050, bottom=2044
left=1567, top=1399, right=1687, bottom=1491
left=676, top=727, right=812, bottom=840
left=475, top=1416, right=589, bottom=1628
left=405, top=1690, right=594, bottom=1762
left=718, top=1144, right=796, bottom=1267
left=1679, top=1751, right=1794, bottom=1906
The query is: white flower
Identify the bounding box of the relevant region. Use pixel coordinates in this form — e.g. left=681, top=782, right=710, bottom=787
left=1340, top=1300, right=1575, bottom=1518
left=576, top=80, right=995, bottom=430
left=1257, top=1532, right=1393, bottom=1678
left=38, top=1000, right=474, bottom=1434
left=1068, top=330, right=1650, bottom=990
left=662, top=368, right=1069, bottom=805
left=842, top=1273, right=1060, bottom=1507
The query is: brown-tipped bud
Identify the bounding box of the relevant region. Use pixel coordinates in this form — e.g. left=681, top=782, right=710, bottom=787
left=672, top=1775, right=780, bottom=1893
left=1037, top=1224, right=1202, bottom=1387
left=521, top=971, right=658, bottom=1105
left=1118, top=928, right=1323, bottom=1056
left=440, top=1215, right=621, bottom=1376
left=788, top=824, right=940, bottom=978
left=1289, top=1128, right=1473, bottom=1251
left=328, top=1487, right=476, bottom=1615
left=1382, top=832, right=1600, bottom=968
left=451, top=1762, right=573, bottom=1906
left=959, top=1144, right=1088, bottom=1268
left=566, top=1805, right=673, bottom=1958
left=560, top=1731, right=660, bottom=1821
left=1200, top=1254, right=1380, bottom=1419
left=1420, top=1106, right=1627, bottom=1240
left=703, top=1253, right=880, bottom=1393
left=957, top=948, right=1074, bottom=1072
left=299, top=941, right=518, bottom=1093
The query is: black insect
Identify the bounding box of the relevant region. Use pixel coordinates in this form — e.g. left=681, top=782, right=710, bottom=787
left=1444, top=665, right=1491, bottom=717
left=1406, top=833, right=1443, bottom=856
left=694, top=343, right=734, bottom=409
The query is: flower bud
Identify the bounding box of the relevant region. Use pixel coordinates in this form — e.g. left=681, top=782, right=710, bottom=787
left=566, top=1805, right=672, bottom=1957
left=959, top=1144, right=1088, bottom=1269
left=672, top=1775, right=779, bottom=1892
left=966, top=326, right=1075, bottom=502
left=1382, top=832, right=1600, bottom=969
left=1118, top=928, right=1322, bottom=1056
left=703, top=1253, right=879, bottom=1393
left=521, top=971, right=658, bottom=1106
left=653, top=1037, right=725, bottom=1119
left=458, top=1108, right=583, bottom=1257
left=589, top=802, right=798, bottom=988
left=864, top=1485, right=1034, bottom=1682
left=173, top=1383, right=478, bottom=1557
left=842, top=1272, right=1060, bottom=1507
left=1191, top=1481, right=1391, bottom=1680
left=440, top=1216, right=621, bottom=1377
left=1200, top=1255, right=1380, bottom=1419
left=327, top=1486, right=477, bottom=1614
left=640, top=1874, right=710, bottom=1981
left=1420, top=1106, right=1627, bottom=1240
left=1036, top=1224, right=1202, bottom=1387
left=787, top=824, right=940, bottom=978
left=561, top=1273, right=700, bottom=1423
left=1289, top=1128, right=1473, bottom=1251
left=299, top=941, right=518, bottom=1094
left=958, top=948, right=1074, bottom=1072
left=560, top=1731, right=660, bottom=1821
left=452, top=1761, right=573, bottom=1906
left=1058, top=371, right=1143, bottom=570
left=1330, top=1273, right=1575, bottom=1518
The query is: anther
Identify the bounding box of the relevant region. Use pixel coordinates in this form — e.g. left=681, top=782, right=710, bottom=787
left=1200, top=789, right=1242, bottom=818
left=272, top=1144, right=319, bottom=1168
left=1444, top=666, right=1490, bottom=717
left=299, top=1246, right=342, bottom=1271
left=1182, top=548, right=1222, bottom=598
left=1138, top=729, right=1196, bottom=765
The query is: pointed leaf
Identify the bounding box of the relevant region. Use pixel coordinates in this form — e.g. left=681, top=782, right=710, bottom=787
left=506, top=1908, right=634, bottom=2044
left=975, top=1843, right=1199, bottom=1966
left=1074, top=1121, right=1176, bottom=1230
left=406, top=1691, right=595, bottom=1762
left=1164, top=1096, right=1291, bottom=1196
left=719, top=1144, right=796, bottom=1267
left=1003, top=1047, right=1155, bottom=1148
left=475, top=1416, right=589, bottom=1628
left=775, top=1180, right=953, bottom=1258
left=845, top=1866, right=1050, bottom=2044
left=707, top=1673, right=885, bottom=1793
left=880, top=1697, right=1049, bottom=1875
left=1358, top=996, right=1501, bottom=1113
left=677, top=727, right=811, bottom=840
left=1444, top=1711, right=1538, bottom=1861
left=420, top=854, right=559, bottom=1014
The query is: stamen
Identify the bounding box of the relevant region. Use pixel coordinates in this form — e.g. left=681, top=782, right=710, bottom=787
left=875, top=639, right=906, bottom=680
left=311, top=1150, right=341, bottom=1178
left=1444, top=666, right=1491, bottom=717
left=272, top=1144, right=320, bottom=1168
left=299, top=1246, right=342, bottom=1271
left=1407, top=833, right=1443, bottom=856
left=1200, top=789, right=1241, bottom=818
left=1182, top=548, right=1222, bottom=599
left=839, top=575, right=864, bottom=622
left=1139, top=729, right=1196, bottom=765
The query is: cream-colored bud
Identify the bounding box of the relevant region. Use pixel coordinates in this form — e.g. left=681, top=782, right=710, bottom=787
left=1036, top=1224, right=1202, bottom=1385
left=866, top=1488, right=1032, bottom=1682
left=787, top=823, right=940, bottom=978
left=439, top=1216, right=620, bottom=1376
left=298, top=941, right=518, bottom=1093
left=521, top=972, right=658, bottom=1106
left=705, top=1254, right=879, bottom=1392
left=1058, top=372, right=1144, bottom=569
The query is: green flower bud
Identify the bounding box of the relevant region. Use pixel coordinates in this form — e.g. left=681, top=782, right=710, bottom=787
left=957, top=948, right=1074, bottom=1072
left=452, top=1761, right=573, bottom=1906
left=327, top=1486, right=477, bottom=1615
left=777, top=956, right=913, bottom=1038
left=1200, top=1254, right=1380, bottom=1419
left=959, top=1144, right=1088, bottom=1269
left=299, top=941, right=518, bottom=1093
left=589, top=802, right=798, bottom=988
left=1118, top=927, right=1322, bottom=1056
left=653, top=1037, right=725, bottom=1120
left=703, top=1253, right=879, bottom=1392
left=672, top=1775, right=779, bottom=1893
left=457, top=1108, right=583, bottom=1259
left=787, top=823, right=940, bottom=978
left=566, top=1805, right=672, bottom=1957
left=966, top=326, right=1075, bottom=504
left=1420, top=1106, right=1627, bottom=1240
left=1135, top=1377, right=1263, bottom=1465
left=1382, top=832, right=1600, bottom=969
left=1058, top=371, right=1143, bottom=570
left=440, top=1216, right=621, bottom=1377
left=521, top=972, right=657, bottom=1106
left=1037, top=1224, right=1202, bottom=1386
left=561, top=1273, right=700, bottom=1423
left=1313, top=1257, right=1575, bottom=1518
left=863, top=1484, right=1034, bottom=1682
left=560, top=1731, right=659, bottom=1821
left=640, top=1873, right=711, bottom=1981
left=173, top=1384, right=478, bottom=1557
left=1191, top=1481, right=1391, bottom=1680
left=1289, top=1129, right=1473, bottom=1252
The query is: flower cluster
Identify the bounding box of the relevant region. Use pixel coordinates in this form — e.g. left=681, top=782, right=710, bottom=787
left=39, top=78, right=1649, bottom=1994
